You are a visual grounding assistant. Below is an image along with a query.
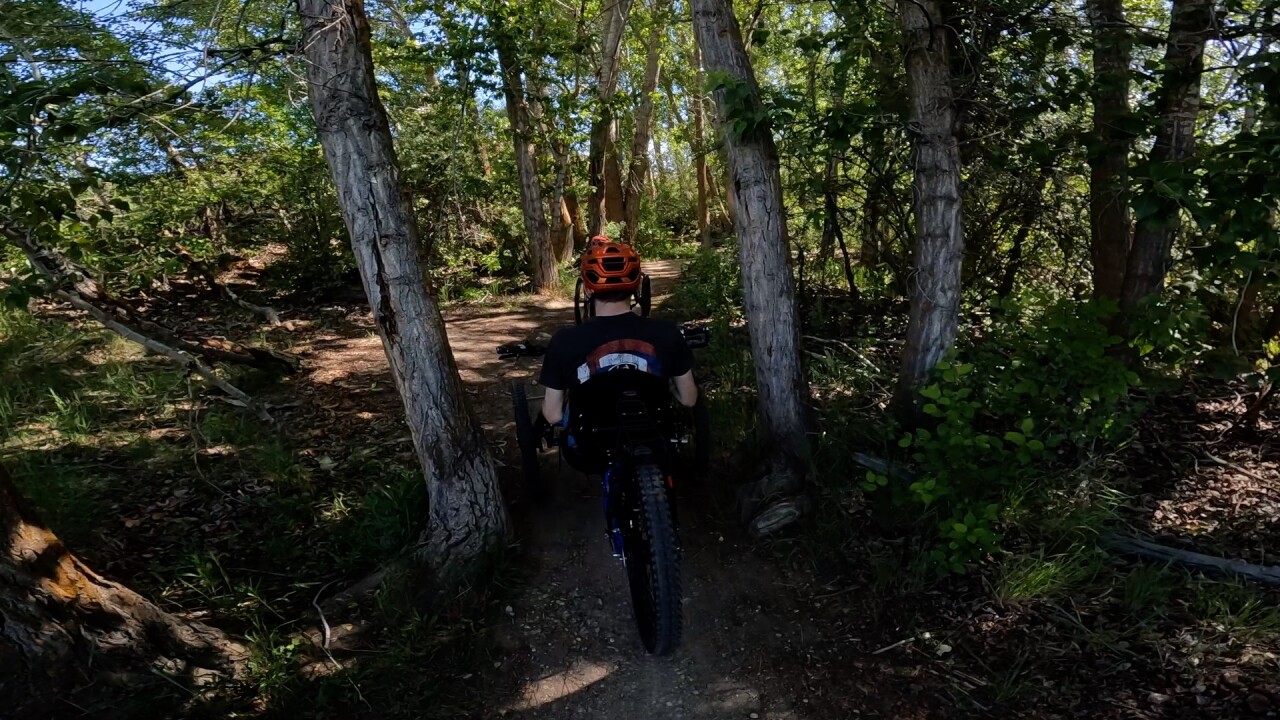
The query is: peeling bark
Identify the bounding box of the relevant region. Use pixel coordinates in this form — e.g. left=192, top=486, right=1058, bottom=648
left=587, top=0, right=636, bottom=234
left=492, top=17, right=557, bottom=293
left=1086, top=0, right=1133, bottom=302
left=693, top=0, right=810, bottom=482
left=690, top=35, right=712, bottom=247
left=1120, top=0, right=1213, bottom=311
left=298, top=0, right=507, bottom=581
left=896, top=0, right=965, bottom=412
left=622, top=7, right=667, bottom=245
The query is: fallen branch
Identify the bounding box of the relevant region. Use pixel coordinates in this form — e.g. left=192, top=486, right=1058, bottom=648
left=1106, top=534, right=1280, bottom=586
left=1233, top=381, right=1276, bottom=433
left=2, top=216, right=297, bottom=375
left=56, top=289, right=273, bottom=422
left=851, top=452, right=918, bottom=482
left=175, top=245, right=282, bottom=326
left=1201, top=451, right=1270, bottom=484
left=319, top=566, right=389, bottom=614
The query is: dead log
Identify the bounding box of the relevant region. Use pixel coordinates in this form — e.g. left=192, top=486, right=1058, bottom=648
left=1, top=218, right=275, bottom=420
left=851, top=452, right=918, bottom=482
left=1107, top=534, right=1280, bottom=586
left=54, top=288, right=274, bottom=422
left=174, top=245, right=283, bottom=326
left=1, top=216, right=297, bottom=376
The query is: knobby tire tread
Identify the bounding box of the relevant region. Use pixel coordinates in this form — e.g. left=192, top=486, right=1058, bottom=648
left=628, top=463, right=682, bottom=655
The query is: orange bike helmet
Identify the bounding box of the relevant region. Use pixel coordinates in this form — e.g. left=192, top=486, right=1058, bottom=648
left=581, top=240, right=642, bottom=294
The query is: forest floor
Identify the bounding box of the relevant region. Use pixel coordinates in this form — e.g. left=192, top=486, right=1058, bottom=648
left=298, top=260, right=859, bottom=719
left=3, top=254, right=1279, bottom=719
left=439, top=261, right=871, bottom=720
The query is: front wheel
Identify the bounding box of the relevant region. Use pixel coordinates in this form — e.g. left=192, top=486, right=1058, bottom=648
left=623, top=463, right=682, bottom=655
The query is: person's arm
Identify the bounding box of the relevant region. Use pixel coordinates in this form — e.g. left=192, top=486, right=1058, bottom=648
left=672, top=370, right=697, bottom=407
left=541, top=387, right=566, bottom=424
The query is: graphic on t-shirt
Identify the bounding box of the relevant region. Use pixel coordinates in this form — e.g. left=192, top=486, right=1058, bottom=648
left=576, top=338, right=663, bottom=384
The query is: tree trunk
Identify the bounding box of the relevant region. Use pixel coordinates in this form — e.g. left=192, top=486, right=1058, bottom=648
left=819, top=62, right=850, bottom=263
left=298, top=0, right=507, bottom=581
left=1, top=466, right=245, bottom=710
left=622, top=9, right=666, bottom=245
left=588, top=0, right=636, bottom=235
left=1120, top=0, right=1213, bottom=311
left=1086, top=0, right=1133, bottom=302
left=1263, top=302, right=1280, bottom=343
left=545, top=120, right=575, bottom=261
left=604, top=139, right=626, bottom=223
left=455, top=57, right=494, bottom=178
left=493, top=19, right=558, bottom=292
left=651, top=124, right=669, bottom=190
left=691, top=35, right=712, bottom=248
left=693, top=0, right=810, bottom=485
left=896, top=0, right=965, bottom=412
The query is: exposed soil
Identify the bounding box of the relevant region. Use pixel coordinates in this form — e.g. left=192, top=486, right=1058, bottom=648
left=401, top=261, right=836, bottom=718
left=276, top=262, right=1280, bottom=720
left=14, top=256, right=1280, bottom=719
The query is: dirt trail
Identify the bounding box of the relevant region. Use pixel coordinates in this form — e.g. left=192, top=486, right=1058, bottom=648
left=437, top=261, right=832, bottom=719
left=297, top=261, right=873, bottom=719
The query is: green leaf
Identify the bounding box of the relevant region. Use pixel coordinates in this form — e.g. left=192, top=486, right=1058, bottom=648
left=1020, top=418, right=1034, bottom=434
left=898, top=435, right=913, bottom=448
left=1003, top=431, right=1026, bottom=446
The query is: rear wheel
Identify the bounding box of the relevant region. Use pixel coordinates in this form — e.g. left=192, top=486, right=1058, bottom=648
left=574, top=277, right=585, bottom=324
left=511, top=382, right=544, bottom=499
left=637, top=274, right=652, bottom=317
left=622, top=463, right=682, bottom=655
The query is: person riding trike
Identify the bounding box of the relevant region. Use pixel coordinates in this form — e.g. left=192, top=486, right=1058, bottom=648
left=509, top=238, right=708, bottom=655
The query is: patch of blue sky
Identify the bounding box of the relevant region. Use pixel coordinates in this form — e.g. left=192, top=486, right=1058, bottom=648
left=76, top=0, right=234, bottom=91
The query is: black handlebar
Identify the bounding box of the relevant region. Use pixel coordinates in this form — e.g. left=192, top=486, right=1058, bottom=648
left=679, top=323, right=710, bottom=349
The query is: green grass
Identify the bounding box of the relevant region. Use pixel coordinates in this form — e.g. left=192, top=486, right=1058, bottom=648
left=993, top=548, right=1100, bottom=604
left=1119, top=564, right=1179, bottom=622
left=1190, top=578, right=1280, bottom=640
left=0, top=305, right=459, bottom=711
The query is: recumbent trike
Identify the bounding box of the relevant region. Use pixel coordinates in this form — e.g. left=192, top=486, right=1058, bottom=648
left=509, top=325, right=709, bottom=656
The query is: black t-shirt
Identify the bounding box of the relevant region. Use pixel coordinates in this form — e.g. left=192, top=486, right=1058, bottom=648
left=538, top=312, right=695, bottom=391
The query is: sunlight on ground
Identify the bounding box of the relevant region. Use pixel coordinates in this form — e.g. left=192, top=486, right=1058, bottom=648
left=504, top=660, right=617, bottom=711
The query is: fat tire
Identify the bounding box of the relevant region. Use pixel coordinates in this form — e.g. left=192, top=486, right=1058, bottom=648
left=511, top=382, right=544, bottom=500
left=623, top=463, right=682, bottom=655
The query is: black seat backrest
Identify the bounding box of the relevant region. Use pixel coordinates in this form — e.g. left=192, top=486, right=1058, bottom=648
left=567, top=370, right=674, bottom=453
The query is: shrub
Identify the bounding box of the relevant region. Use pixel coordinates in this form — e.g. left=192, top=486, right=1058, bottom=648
left=862, top=298, right=1141, bottom=572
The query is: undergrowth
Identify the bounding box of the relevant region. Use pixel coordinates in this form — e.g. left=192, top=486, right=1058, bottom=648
left=0, top=305, right=484, bottom=715
left=670, top=246, right=1280, bottom=709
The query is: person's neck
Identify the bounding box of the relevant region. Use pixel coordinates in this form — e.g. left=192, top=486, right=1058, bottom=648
left=593, top=300, right=633, bottom=317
